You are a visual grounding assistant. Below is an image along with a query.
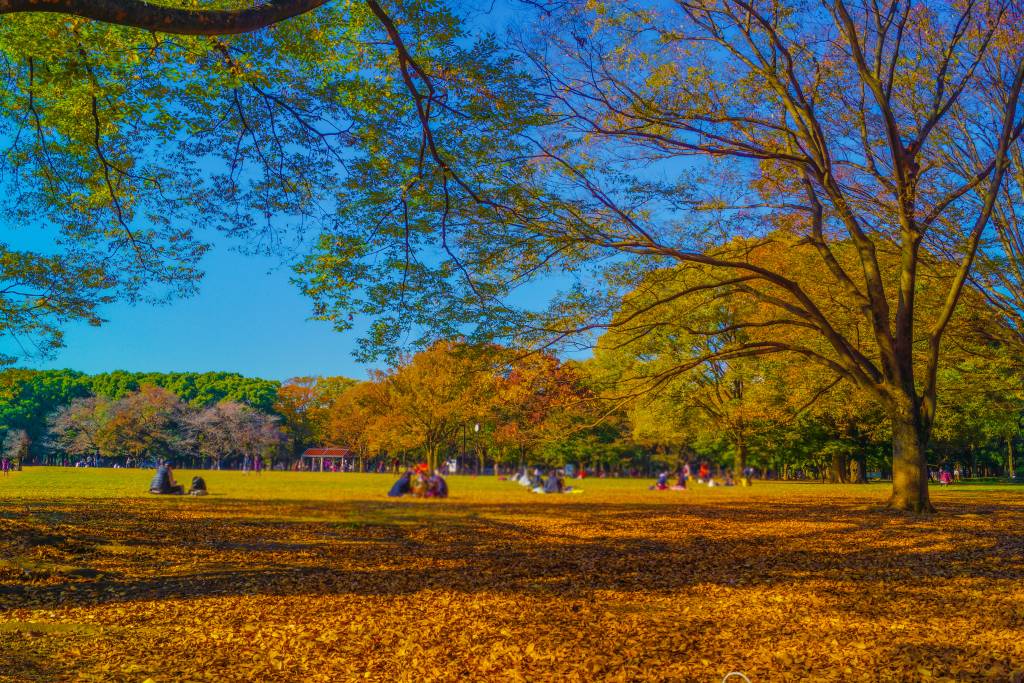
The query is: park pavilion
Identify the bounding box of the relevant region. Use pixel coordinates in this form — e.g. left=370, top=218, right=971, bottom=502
left=301, top=447, right=353, bottom=472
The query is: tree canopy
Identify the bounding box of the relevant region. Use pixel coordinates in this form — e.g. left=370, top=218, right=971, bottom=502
left=292, top=0, right=1024, bottom=511
left=6, top=1, right=1024, bottom=510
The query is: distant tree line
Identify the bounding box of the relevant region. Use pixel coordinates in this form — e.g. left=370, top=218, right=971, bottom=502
left=0, top=370, right=280, bottom=467
left=0, top=342, right=1020, bottom=478
left=268, top=341, right=1024, bottom=480
left=46, top=386, right=286, bottom=469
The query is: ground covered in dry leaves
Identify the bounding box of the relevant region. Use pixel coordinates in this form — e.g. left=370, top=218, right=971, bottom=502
left=1, top=470, right=1023, bottom=682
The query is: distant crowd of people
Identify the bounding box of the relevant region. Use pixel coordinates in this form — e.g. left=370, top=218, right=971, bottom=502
left=388, top=465, right=449, bottom=498
left=507, top=468, right=580, bottom=494
left=650, top=462, right=755, bottom=491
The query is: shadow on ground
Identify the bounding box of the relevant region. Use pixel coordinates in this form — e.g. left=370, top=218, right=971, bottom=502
left=1, top=495, right=1022, bottom=608
left=2, top=492, right=1024, bottom=682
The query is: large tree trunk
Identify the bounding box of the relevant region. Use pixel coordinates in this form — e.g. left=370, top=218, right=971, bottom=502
left=829, top=452, right=849, bottom=483
left=733, top=437, right=747, bottom=479
left=852, top=452, right=868, bottom=484
left=888, top=412, right=934, bottom=513
left=1008, top=436, right=1016, bottom=479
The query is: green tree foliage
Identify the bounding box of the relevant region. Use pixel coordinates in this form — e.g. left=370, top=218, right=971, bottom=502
left=0, top=369, right=92, bottom=446
left=88, top=371, right=280, bottom=411
left=0, top=1, right=519, bottom=366
left=591, top=262, right=1020, bottom=482
left=0, top=368, right=279, bottom=457
left=593, top=268, right=791, bottom=479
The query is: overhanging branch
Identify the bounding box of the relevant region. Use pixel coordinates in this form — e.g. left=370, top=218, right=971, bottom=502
left=0, top=0, right=329, bottom=35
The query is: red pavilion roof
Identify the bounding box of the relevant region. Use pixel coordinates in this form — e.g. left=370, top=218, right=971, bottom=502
left=301, top=447, right=352, bottom=458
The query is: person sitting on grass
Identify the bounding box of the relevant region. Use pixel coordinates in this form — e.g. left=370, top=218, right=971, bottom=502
left=741, top=466, right=754, bottom=486
left=388, top=470, right=412, bottom=497
left=427, top=470, right=449, bottom=498
left=189, top=476, right=208, bottom=496
left=650, top=470, right=669, bottom=491
left=149, top=460, right=184, bottom=495
left=723, top=471, right=735, bottom=486
left=410, top=467, right=428, bottom=497
left=543, top=470, right=564, bottom=494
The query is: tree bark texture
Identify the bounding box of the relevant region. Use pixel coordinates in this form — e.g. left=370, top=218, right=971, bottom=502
left=888, top=413, right=934, bottom=512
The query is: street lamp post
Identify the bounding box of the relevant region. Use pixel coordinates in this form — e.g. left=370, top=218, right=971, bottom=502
left=474, top=423, right=480, bottom=474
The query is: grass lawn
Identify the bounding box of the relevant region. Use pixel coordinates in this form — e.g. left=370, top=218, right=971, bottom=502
left=1, top=468, right=1022, bottom=682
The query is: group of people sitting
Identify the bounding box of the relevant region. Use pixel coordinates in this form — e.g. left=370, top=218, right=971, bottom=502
left=511, top=468, right=579, bottom=494
left=148, top=460, right=208, bottom=496
left=388, top=465, right=449, bottom=498
left=651, top=462, right=751, bottom=491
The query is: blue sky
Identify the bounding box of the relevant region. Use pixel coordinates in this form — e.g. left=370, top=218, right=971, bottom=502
left=56, top=248, right=375, bottom=382
left=11, top=238, right=380, bottom=382
left=8, top=235, right=590, bottom=382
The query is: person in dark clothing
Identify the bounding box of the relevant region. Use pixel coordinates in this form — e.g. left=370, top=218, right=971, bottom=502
left=149, top=461, right=184, bottom=495
left=543, top=471, right=563, bottom=494
left=674, top=468, right=688, bottom=489
left=388, top=471, right=412, bottom=497
left=189, top=476, right=208, bottom=496
left=427, top=470, right=449, bottom=498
